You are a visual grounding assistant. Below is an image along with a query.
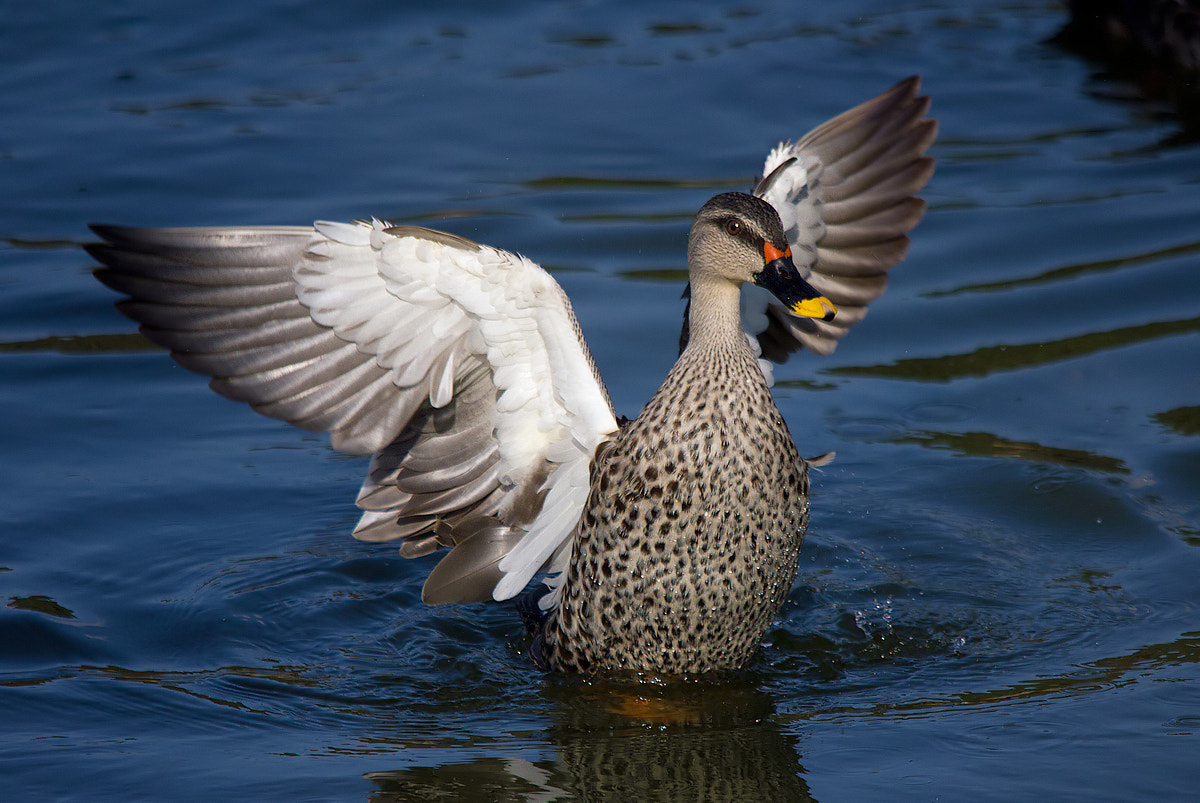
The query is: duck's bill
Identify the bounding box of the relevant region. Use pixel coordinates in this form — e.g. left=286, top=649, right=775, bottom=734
left=790, top=296, right=838, bottom=320
left=756, top=243, right=837, bottom=322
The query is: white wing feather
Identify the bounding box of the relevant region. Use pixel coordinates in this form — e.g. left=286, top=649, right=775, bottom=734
left=757, top=151, right=825, bottom=273
left=91, top=218, right=617, bottom=603
left=293, top=219, right=617, bottom=599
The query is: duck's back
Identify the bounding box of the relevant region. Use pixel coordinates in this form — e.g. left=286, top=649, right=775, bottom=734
left=540, top=340, right=809, bottom=674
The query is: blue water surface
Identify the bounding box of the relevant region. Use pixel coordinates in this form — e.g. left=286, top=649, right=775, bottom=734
left=2, top=1, right=1199, bottom=800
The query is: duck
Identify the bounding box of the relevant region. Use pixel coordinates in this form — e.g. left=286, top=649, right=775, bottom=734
left=88, top=76, right=935, bottom=674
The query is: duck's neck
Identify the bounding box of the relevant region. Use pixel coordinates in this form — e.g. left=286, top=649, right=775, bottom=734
left=685, top=277, right=749, bottom=354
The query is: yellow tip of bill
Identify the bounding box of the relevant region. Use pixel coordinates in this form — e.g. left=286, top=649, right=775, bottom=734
left=791, top=296, right=837, bottom=321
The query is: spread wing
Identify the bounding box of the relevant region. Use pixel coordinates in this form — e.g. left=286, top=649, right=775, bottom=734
left=89, top=220, right=618, bottom=604
left=749, top=75, right=937, bottom=359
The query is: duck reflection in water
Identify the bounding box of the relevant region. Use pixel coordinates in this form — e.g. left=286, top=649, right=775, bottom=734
left=364, top=677, right=815, bottom=803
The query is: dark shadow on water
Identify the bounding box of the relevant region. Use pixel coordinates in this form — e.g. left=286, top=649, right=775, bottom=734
left=926, top=238, right=1200, bottom=299
left=1154, top=405, right=1200, bottom=436
left=7, top=595, right=76, bottom=619
left=893, top=429, right=1130, bottom=475
left=365, top=675, right=814, bottom=803
left=815, top=631, right=1200, bottom=721
left=825, top=314, right=1200, bottom=382
left=0, top=332, right=155, bottom=355
left=1053, top=0, right=1200, bottom=146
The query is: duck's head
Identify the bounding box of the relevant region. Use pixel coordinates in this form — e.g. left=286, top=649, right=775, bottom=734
left=687, top=191, right=836, bottom=321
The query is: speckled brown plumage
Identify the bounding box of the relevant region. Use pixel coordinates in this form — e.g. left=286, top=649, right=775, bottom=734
left=541, top=341, right=808, bottom=674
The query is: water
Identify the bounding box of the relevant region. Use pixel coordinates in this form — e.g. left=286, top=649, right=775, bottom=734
left=3, top=1, right=1199, bottom=800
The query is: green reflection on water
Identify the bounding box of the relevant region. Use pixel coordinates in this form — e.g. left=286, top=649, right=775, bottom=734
left=1154, top=406, right=1200, bottom=436
left=828, top=314, right=1200, bottom=382
left=894, top=429, right=1129, bottom=474
left=928, top=238, right=1200, bottom=298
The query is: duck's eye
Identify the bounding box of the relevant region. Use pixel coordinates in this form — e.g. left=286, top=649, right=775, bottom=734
left=725, top=219, right=741, bottom=236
